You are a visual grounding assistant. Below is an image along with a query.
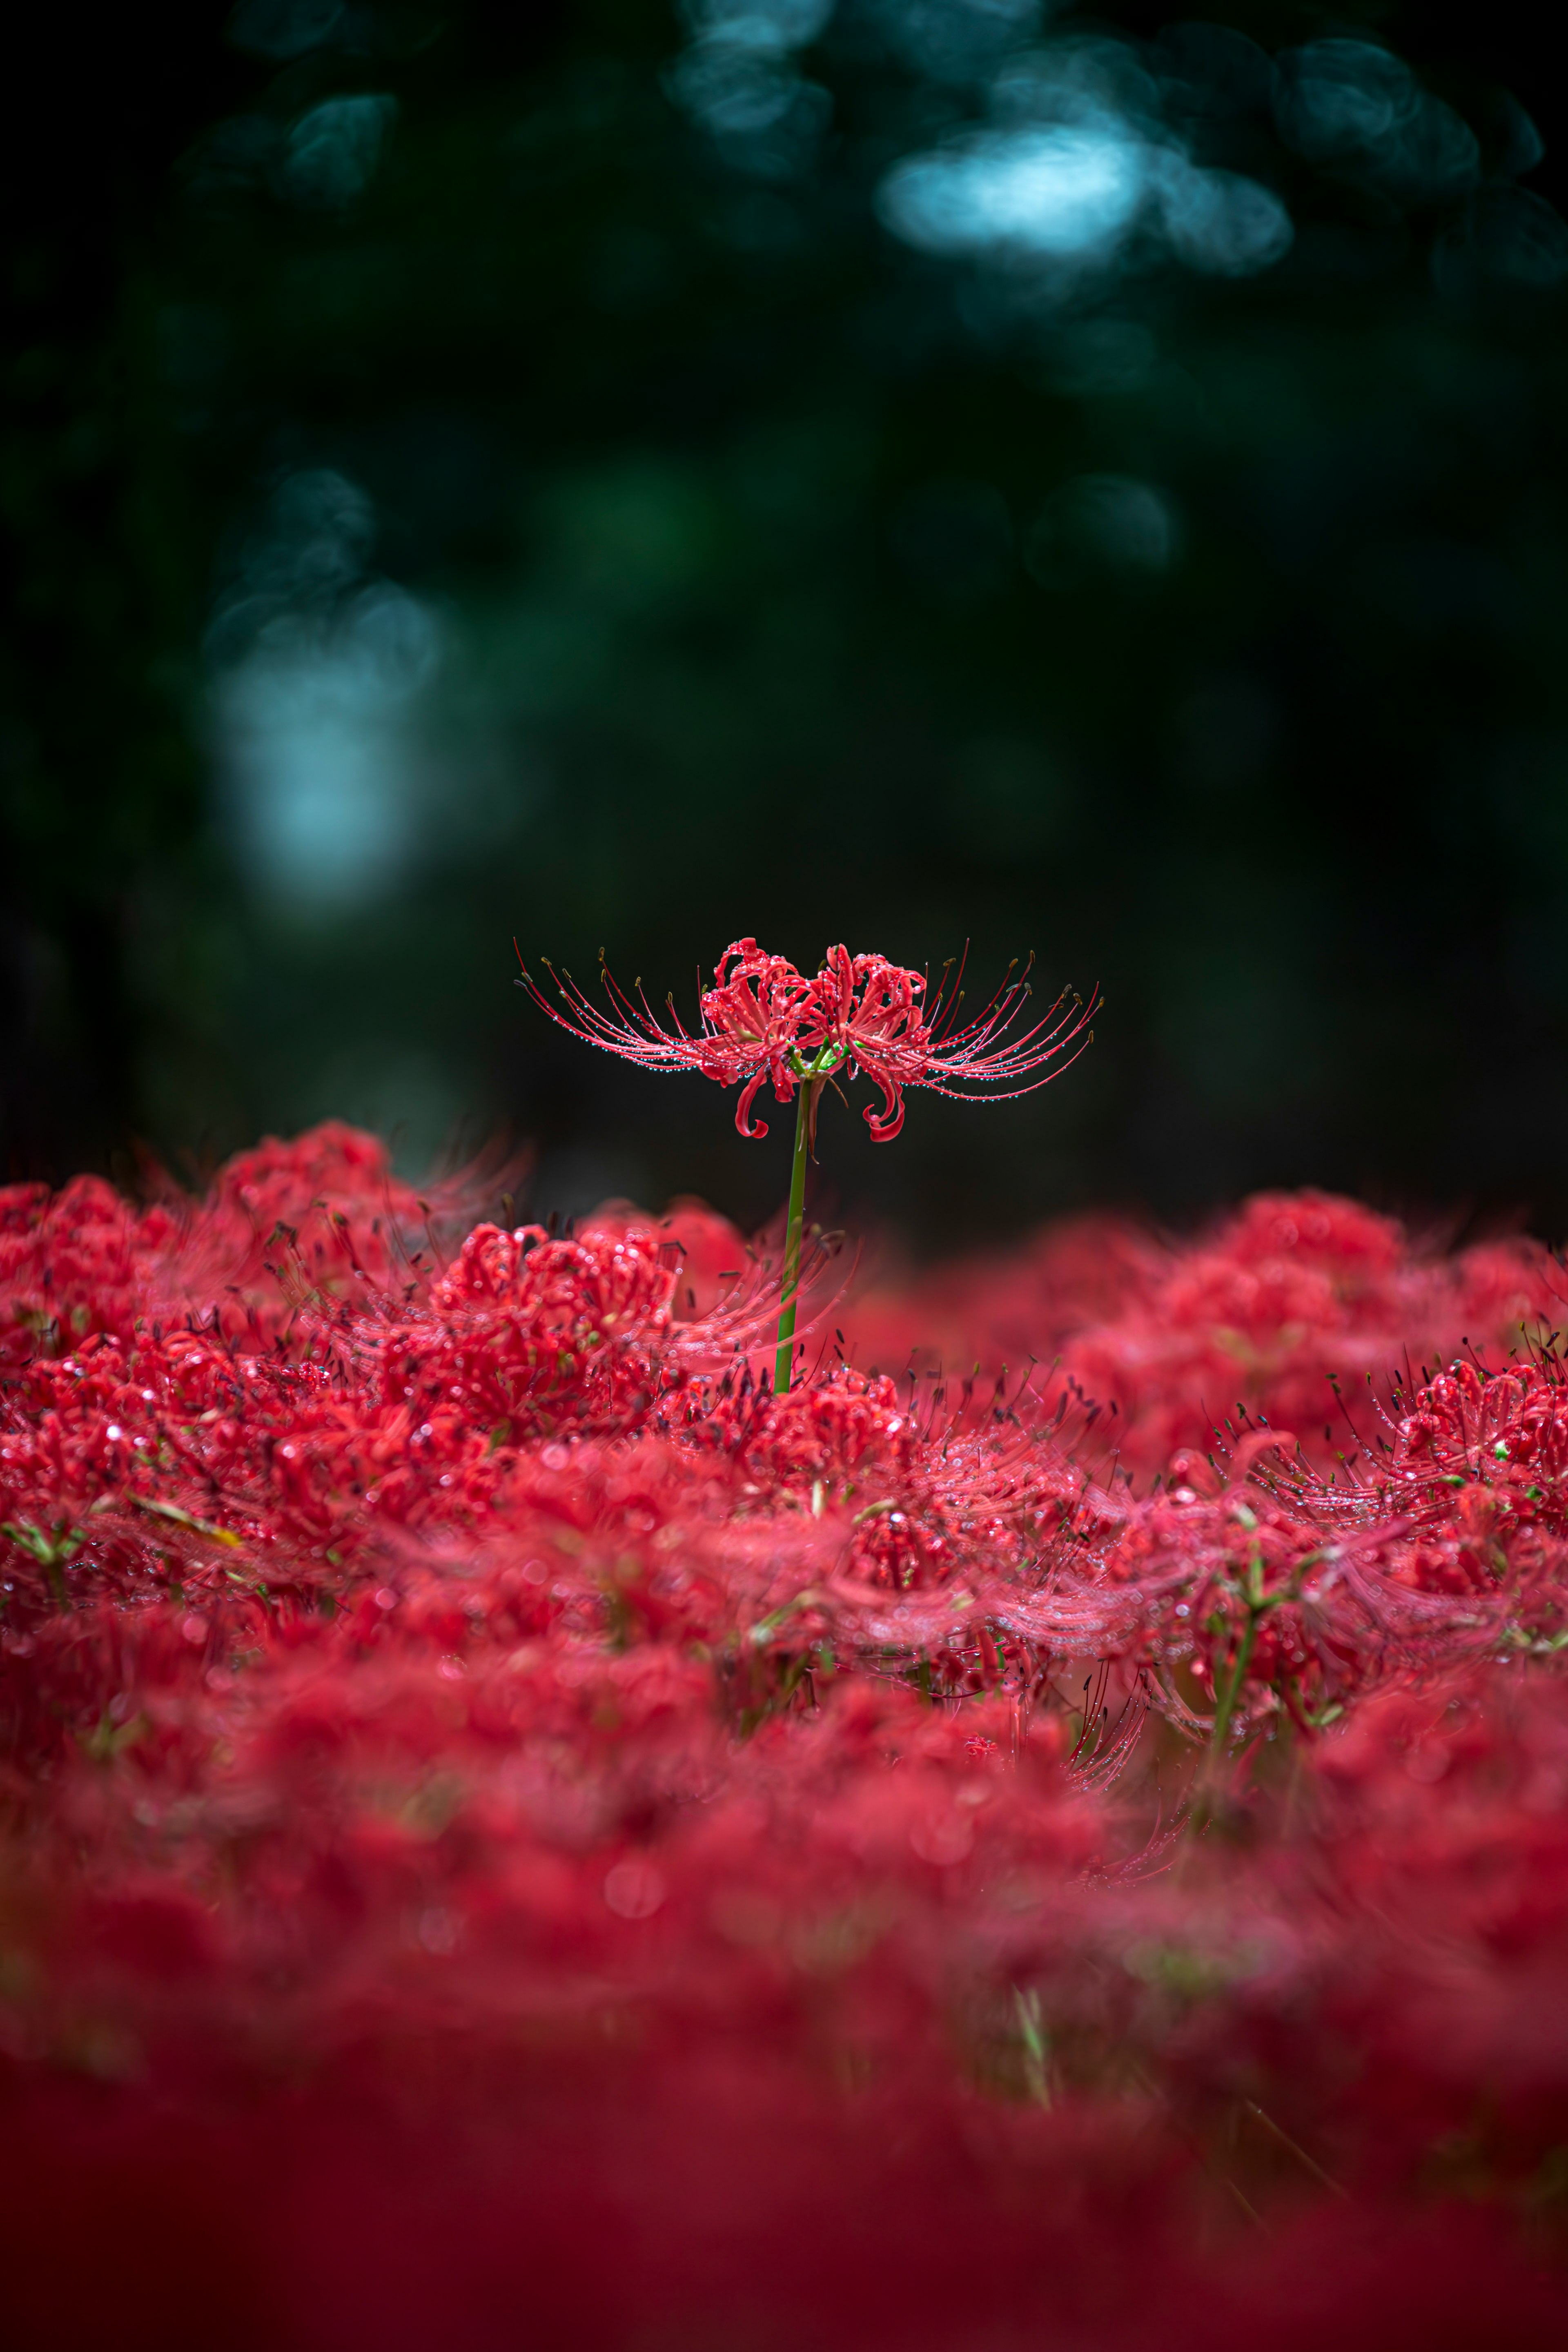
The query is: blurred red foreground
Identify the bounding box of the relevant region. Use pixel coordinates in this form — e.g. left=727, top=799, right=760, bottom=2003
left=3, top=1126, right=1568, bottom=2347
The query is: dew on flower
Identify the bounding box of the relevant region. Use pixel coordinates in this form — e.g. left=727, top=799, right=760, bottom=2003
left=604, top=1859, right=666, bottom=1919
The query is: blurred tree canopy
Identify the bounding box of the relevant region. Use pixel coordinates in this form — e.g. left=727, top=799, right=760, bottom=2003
left=6, top=0, right=1568, bottom=1247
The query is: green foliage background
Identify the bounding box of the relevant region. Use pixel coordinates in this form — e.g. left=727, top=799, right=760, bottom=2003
left=5, top=0, right=1568, bottom=1246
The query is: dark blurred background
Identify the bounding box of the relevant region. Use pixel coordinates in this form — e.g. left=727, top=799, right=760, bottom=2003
left=5, top=0, right=1568, bottom=1248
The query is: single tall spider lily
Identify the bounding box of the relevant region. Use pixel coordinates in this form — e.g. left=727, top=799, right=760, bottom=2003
left=515, top=937, right=1097, bottom=1392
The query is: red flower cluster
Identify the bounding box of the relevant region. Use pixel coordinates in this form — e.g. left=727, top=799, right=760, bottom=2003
left=845, top=1186, right=1560, bottom=1471
left=4, top=1127, right=1568, bottom=2345
left=517, top=936, right=1098, bottom=1139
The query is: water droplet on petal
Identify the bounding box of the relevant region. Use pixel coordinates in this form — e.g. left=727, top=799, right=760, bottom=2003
left=604, top=1859, right=665, bottom=1919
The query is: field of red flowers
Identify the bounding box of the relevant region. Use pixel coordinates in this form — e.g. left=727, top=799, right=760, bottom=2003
left=6, top=1120, right=1568, bottom=2347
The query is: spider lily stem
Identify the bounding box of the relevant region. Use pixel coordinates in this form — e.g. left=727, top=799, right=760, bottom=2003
left=1208, top=1608, right=1259, bottom=1762
left=774, top=1076, right=815, bottom=1394
left=1192, top=1552, right=1283, bottom=1829
left=773, top=1044, right=842, bottom=1392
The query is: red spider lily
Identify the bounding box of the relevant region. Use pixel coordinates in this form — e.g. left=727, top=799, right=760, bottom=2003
left=517, top=936, right=1098, bottom=1145
left=804, top=943, right=1098, bottom=1141
left=518, top=935, right=1097, bottom=1390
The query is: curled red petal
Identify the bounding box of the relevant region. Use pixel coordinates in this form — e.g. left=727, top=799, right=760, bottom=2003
left=862, top=1073, right=905, bottom=1142
left=735, top=1071, right=770, bottom=1140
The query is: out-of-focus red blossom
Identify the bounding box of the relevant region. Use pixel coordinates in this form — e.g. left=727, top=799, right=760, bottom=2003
left=4, top=1127, right=1568, bottom=2347
left=842, top=1186, right=1562, bottom=1473
left=0, top=1120, right=502, bottom=1368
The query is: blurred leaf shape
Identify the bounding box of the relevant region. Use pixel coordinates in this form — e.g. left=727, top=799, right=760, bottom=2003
left=668, top=0, right=835, bottom=178
left=879, top=125, right=1147, bottom=259
left=1433, top=185, right=1568, bottom=294
left=1274, top=40, right=1479, bottom=203
left=1025, top=475, right=1179, bottom=584
left=228, top=0, right=346, bottom=58
left=872, top=0, right=1042, bottom=87
left=278, top=94, right=399, bottom=209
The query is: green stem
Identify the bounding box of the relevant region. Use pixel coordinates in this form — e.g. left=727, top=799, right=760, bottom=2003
left=774, top=1079, right=815, bottom=1394
left=1209, top=1606, right=1258, bottom=1762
